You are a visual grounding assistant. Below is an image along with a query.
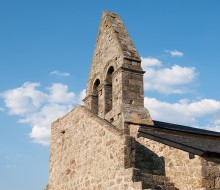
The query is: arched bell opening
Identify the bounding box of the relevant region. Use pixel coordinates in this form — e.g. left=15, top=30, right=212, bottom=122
left=92, top=79, right=100, bottom=114
left=105, top=66, right=114, bottom=114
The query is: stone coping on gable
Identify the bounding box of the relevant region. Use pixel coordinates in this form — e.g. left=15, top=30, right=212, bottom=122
left=52, top=105, right=125, bottom=138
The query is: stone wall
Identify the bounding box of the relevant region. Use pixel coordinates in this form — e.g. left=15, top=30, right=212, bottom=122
left=47, top=106, right=142, bottom=190
left=129, top=124, right=220, bottom=190
left=46, top=11, right=220, bottom=190
left=139, top=138, right=203, bottom=190
left=47, top=108, right=220, bottom=190
left=85, top=11, right=141, bottom=96
left=201, top=155, right=220, bottom=189
left=84, top=11, right=153, bottom=131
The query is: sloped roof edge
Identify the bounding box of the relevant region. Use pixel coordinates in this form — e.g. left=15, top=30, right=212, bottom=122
left=127, top=120, right=220, bottom=156
left=152, top=120, right=220, bottom=138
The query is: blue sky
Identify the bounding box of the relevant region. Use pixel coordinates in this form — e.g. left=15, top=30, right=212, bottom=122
left=0, top=1, right=220, bottom=190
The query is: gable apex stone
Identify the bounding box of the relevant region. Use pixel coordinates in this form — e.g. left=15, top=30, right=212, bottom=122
left=83, top=11, right=153, bottom=129
left=86, top=11, right=142, bottom=95
left=102, top=11, right=141, bottom=61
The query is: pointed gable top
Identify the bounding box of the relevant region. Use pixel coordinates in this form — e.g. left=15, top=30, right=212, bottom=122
left=85, top=11, right=143, bottom=95
left=102, top=11, right=141, bottom=61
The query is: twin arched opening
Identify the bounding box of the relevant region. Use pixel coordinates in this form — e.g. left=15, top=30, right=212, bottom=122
left=91, top=66, right=115, bottom=115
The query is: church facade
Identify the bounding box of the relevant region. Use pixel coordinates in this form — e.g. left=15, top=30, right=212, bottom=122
left=45, top=12, right=220, bottom=190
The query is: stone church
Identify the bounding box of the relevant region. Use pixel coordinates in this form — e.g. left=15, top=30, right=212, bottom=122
left=45, top=11, right=220, bottom=190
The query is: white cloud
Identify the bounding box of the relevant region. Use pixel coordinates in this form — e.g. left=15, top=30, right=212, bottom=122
left=165, top=50, right=184, bottom=57
left=144, top=64, right=197, bottom=94
left=79, top=89, right=86, bottom=105
left=206, top=126, right=220, bottom=132
left=1, top=82, right=84, bottom=145
left=50, top=70, right=70, bottom=77
left=214, top=119, right=220, bottom=125
left=145, top=97, right=220, bottom=131
left=141, top=56, right=197, bottom=94
left=141, top=54, right=220, bottom=132
left=47, top=83, right=76, bottom=104
left=206, top=119, right=220, bottom=132
left=1, top=82, right=47, bottom=115
left=141, top=57, right=162, bottom=68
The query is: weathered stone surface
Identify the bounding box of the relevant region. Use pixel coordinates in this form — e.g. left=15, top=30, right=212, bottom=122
left=83, top=11, right=153, bottom=132
left=48, top=105, right=141, bottom=190
left=46, top=11, right=220, bottom=190
left=131, top=126, right=203, bottom=189
left=129, top=123, right=220, bottom=190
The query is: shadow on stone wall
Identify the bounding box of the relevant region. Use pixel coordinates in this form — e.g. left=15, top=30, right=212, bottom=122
left=202, top=153, right=220, bottom=164
left=134, top=140, right=165, bottom=175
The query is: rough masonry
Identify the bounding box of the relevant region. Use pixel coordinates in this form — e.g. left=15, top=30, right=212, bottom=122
left=45, top=11, right=220, bottom=190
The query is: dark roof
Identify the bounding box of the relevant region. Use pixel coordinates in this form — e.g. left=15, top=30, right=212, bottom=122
left=137, top=120, right=220, bottom=156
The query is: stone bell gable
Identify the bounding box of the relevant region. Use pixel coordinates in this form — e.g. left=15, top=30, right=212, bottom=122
left=46, top=11, right=220, bottom=190
left=83, top=11, right=153, bottom=133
